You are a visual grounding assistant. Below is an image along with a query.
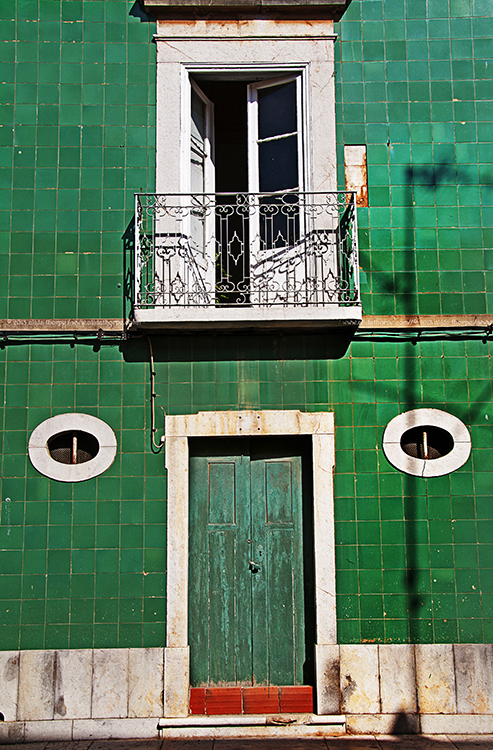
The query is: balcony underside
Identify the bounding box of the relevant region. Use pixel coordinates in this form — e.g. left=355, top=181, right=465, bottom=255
left=133, top=305, right=362, bottom=329
left=141, top=0, right=352, bottom=18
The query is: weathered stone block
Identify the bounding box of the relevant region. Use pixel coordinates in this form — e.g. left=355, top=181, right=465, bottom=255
left=346, top=713, right=419, bottom=735
left=455, top=644, right=493, bottom=714
left=25, top=719, right=73, bottom=741
left=17, top=650, right=55, bottom=721
left=421, top=713, right=493, bottom=734
left=164, top=647, right=189, bottom=718
left=0, top=651, right=19, bottom=722
left=0, top=721, right=24, bottom=744
left=73, top=717, right=161, bottom=740
left=315, top=644, right=340, bottom=714
left=128, top=648, right=164, bottom=718
left=92, top=649, right=129, bottom=719
left=415, top=644, right=456, bottom=714
left=55, top=649, right=93, bottom=720
left=340, top=644, right=379, bottom=714
left=379, top=644, right=416, bottom=714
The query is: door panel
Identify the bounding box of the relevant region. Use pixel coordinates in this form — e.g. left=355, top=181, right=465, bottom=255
left=189, top=447, right=251, bottom=686
left=208, top=529, right=236, bottom=683
left=189, top=438, right=309, bottom=690
left=251, top=454, right=304, bottom=686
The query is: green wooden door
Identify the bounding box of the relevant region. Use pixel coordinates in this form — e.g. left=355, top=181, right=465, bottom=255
left=189, top=438, right=307, bottom=687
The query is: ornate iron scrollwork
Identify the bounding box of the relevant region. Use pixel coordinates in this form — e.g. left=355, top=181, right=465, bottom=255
left=134, top=191, right=360, bottom=310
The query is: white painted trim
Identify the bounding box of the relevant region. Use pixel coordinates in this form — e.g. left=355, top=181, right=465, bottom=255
left=182, top=62, right=310, bottom=75
left=180, top=64, right=192, bottom=196
left=382, top=408, right=471, bottom=478
left=164, top=410, right=336, bottom=717
left=28, top=413, right=117, bottom=483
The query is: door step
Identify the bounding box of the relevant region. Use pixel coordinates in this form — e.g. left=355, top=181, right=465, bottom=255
left=158, top=714, right=347, bottom=738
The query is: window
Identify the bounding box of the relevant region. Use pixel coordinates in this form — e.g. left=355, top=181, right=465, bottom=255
left=182, top=72, right=314, bottom=305
left=133, top=32, right=362, bottom=325
left=189, top=75, right=304, bottom=195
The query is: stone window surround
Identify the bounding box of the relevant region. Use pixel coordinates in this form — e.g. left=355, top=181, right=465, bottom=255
left=28, top=413, right=118, bottom=483
left=154, top=23, right=339, bottom=196
left=131, top=23, right=366, bottom=330
left=163, top=410, right=336, bottom=717
left=382, top=408, right=471, bottom=478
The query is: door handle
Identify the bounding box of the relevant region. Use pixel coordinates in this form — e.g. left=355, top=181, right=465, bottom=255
left=249, top=560, right=261, bottom=574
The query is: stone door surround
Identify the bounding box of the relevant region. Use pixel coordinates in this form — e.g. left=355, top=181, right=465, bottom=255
left=163, top=410, right=336, bottom=717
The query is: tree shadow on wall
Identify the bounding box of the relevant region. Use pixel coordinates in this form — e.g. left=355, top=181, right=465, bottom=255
left=371, top=160, right=469, bottom=637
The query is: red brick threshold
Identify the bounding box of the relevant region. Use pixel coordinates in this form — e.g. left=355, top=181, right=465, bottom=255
left=190, top=685, right=313, bottom=715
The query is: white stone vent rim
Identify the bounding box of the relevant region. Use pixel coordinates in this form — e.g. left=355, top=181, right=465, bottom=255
left=382, top=408, right=471, bottom=478
left=28, top=413, right=117, bottom=482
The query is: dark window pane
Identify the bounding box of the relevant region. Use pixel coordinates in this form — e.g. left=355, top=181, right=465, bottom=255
left=258, top=81, right=297, bottom=140
left=259, top=135, right=298, bottom=192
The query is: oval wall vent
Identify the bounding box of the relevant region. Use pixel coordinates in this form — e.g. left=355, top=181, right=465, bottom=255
left=383, top=408, right=471, bottom=478
left=28, top=414, right=117, bottom=482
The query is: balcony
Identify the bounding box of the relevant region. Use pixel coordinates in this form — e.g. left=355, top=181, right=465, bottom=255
left=132, top=192, right=361, bottom=329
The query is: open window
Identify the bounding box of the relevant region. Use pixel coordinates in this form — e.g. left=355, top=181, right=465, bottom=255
left=188, top=74, right=305, bottom=197
left=187, top=73, right=307, bottom=305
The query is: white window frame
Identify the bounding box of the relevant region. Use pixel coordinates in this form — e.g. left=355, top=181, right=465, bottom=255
left=146, top=32, right=359, bottom=325
left=247, top=74, right=307, bottom=276
left=178, top=65, right=312, bottom=307
left=247, top=73, right=305, bottom=195
left=181, top=75, right=215, bottom=196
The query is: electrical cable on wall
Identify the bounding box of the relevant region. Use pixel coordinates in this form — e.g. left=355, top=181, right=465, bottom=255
left=146, top=335, right=165, bottom=451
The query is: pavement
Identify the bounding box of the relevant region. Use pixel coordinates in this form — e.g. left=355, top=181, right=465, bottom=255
left=3, top=737, right=493, bottom=750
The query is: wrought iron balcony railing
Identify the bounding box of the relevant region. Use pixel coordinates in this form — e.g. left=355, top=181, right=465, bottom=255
left=133, top=192, right=361, bottom=327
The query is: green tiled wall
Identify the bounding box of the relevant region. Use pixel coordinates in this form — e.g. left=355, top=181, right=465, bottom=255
left=0, top=0, right=155, bottom=319
left=1, top=334, right=492, bottom=648
left=1, top=0, right=492, bottom=652
left=334, top=334, right=493, bottom=644
left=335, top=0, right=493, bottom=316
left=3, top=0, right=491, bottom=319
left=0, top=338, right=166, bottom=650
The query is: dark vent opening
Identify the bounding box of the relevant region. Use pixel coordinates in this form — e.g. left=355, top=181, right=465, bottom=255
left=400, top=425, right=453, bottom=460
left=48, top=431, right=99, bottom=465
